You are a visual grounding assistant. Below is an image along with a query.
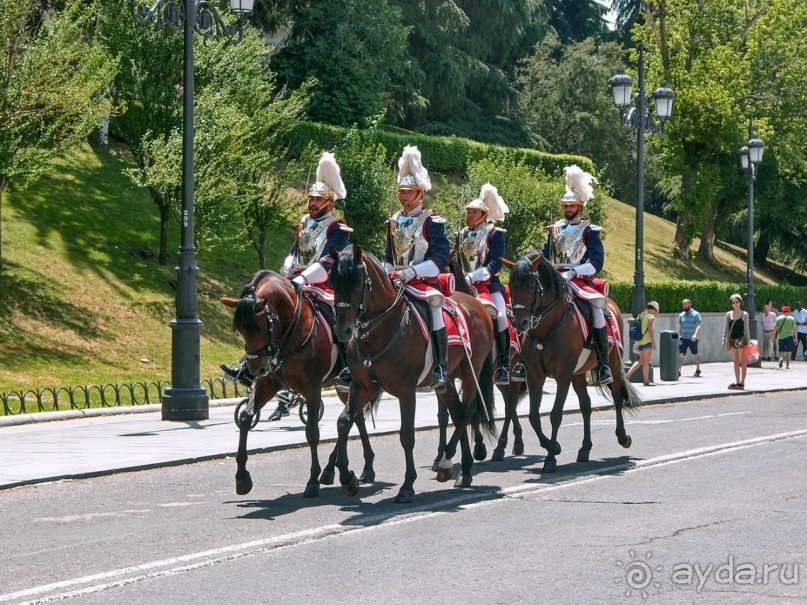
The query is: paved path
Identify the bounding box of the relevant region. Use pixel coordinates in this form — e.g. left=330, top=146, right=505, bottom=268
left=1, top=360, right=805, bottom=490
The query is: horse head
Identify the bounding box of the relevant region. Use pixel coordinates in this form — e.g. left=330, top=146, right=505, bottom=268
left=330, top=244, right=372, bottom=343
left=219, top=271, right=295, bottom=378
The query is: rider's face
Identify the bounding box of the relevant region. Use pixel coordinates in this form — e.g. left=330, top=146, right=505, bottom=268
left=562, top=202, right=583, bottom=221
left=397, top=188, right=422, bottom=213
left=465, top=209, right=486, bottom=230
left=308, top=195, right=332, bottom=220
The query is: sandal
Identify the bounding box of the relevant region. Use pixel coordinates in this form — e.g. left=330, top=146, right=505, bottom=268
left=736, top=383, right=744, bottom=390
left=728, top=383, right=737, bottom=389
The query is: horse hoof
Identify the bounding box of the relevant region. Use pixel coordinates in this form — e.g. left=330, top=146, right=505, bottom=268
left=235, top=472, right=253, bottom=496
left=473, top=443, right=487, bottom=461
left=395, top=488, right=415, bottom=503
left=436, top=467, right=453, bottom=483
left=303, top=483, right=320, bottom=498
left=491, top=448, right=505, bottom=462
left=454, top=475, right=473, bottom=488
left=512, top=442, right=525, bottom=456
left=577, top=449, right=590, bottom=463
left=619, top=434, right=633, bottom=449
left=359, top=469, right=375, bottom=483
left=341, top=472, right=360, bottom=497
left=432, top=457, right=442, bottom=473
left=542, top=458, right=557, bottom=473
left=549, top=441, right=562, bottom=456
left=319, top=469, right=335, bottom=485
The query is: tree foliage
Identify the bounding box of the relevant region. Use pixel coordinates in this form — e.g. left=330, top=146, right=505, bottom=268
left=0, top=0, right=117, bottom=271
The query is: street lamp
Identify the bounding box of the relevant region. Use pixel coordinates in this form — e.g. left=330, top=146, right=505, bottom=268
left=739, top=117, right=765, bottom=357
left=130, top=0, right=254, bottom=421
left=610, top=42, right=675, bottom=318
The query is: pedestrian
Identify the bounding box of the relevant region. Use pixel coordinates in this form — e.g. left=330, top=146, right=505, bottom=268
left=761, top=301, right=778, bottom=361
left=677, top=298, right=702, bottom=377
left=791, top=301, right=807, bottom=360
left=625, top=300, right=659, bottom=386
left=774, top=305, right=797, bottom=369
left=721, top=293, right=750, bottom=390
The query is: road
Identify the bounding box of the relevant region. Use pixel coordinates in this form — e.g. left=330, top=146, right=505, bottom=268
left=1, top=392, right=805, bottom=604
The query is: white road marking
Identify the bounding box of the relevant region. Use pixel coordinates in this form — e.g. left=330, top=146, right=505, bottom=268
left=3, top=428, right=806, bottom=605
left=564, top=411, right=750, bottom=427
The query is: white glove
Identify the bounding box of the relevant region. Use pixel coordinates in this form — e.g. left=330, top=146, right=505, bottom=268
left=385, top=262, right=394, bottom=273
left=573, top=262, right=596, bottom=277
left=469, top=266, right=491, bottom=282
left=464, top=274, right=474, bottom=288
left=280, top=255, right=294, bottom=276
left=291, top=274, right=307, bottom=286
left=397, top=266, right=417, bottom=283
left=561, top=269, right=576, bottom=281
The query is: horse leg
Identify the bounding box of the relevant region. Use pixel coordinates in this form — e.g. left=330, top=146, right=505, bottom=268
left=573, top=379, right=593, bottom=463
left=435, top=386, right=464, bottom=483
left=612, top=375, right=633, bottom=448
left=512, top=383, right=527, bottom=455
left=335, top=390, right=361, bottom=497
left=454, top=421, right=475, bottom=488
left=354, top=411, right=376, bottom=483
left=433, top=399, right=450, bottom=472
left=541, top=379, right=572, bottom=474
left=492, top=389, right=511, bottom=462
left=300, top=393, right=323, bottom=498
left=235, top=408, right=254, bottom=495
left=473, top=425, right=487, bottom=462
left=320, top=444, right=337, bottom=486
left=526, top=376, right=551, bottom=452
left=396, top=392, right=418, bottom=503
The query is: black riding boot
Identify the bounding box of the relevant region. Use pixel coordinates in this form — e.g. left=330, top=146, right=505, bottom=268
left=593, top=326, right=614, bottom=386
left=494, top=328, right=511, bottom=385
left=333, top=341, right=351, bottom=392
left=267, top=389, right=296, bottom=421
left=219, top=361, right=254, bottom=389
left=430, top=328, right=449, bottom=394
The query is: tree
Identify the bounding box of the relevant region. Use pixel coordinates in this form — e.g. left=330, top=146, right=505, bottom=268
left=0, top=0, right=116, bottom=272
left=544, top=0, right=610, bottom=44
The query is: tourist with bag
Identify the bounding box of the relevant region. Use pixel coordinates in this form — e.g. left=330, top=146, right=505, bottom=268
left=721, top=293, right=751, bottom=390
left=625, top=301, right=659, bottom=386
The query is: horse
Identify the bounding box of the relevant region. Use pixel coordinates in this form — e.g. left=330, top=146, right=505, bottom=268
left=504, top=252, right=641, bottom=473
left=329, top=244, right=497, bottom=503
left=434, top=257, right=528, bottom=468
left=219, top=270, right=376, bottom=498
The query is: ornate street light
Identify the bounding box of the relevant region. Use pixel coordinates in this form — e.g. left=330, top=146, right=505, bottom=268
left=739, top=117, right=764, bottom=356
left=130, top=0, right=253, bottom=421
left=610, top=42, right=675, bottom=318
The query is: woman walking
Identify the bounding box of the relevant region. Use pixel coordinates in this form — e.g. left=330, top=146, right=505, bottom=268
left=626, top=301, right=659, bottom=386
left=722, top=293, right=751, bottom=390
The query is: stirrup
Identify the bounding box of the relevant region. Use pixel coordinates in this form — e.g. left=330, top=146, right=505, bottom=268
left=494, top=366, right=510, bottom=386
left=510, top=362, right=526, bottom=382
left=430, top=368, right=448, bottom=394
left=597, top=365, right=614, bottom=386
left=334, top=367, right=352, bottom=393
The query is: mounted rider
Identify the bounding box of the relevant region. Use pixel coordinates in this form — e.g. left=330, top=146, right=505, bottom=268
left=542, top=165, right=613, bottom=386
left=387, top=145, right=451, bottom=394
left=222, top=152, right=352, bottom=418
left=457, top=183, right=526, bottom=385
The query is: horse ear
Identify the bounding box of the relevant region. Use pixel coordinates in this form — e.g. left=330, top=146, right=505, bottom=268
left=219, top=295, right=239, bottom=308
left=329, top=247, right=339, bottom=261
left=531, top=254, right=543, bottom=269
left=353, top=243, right=362, bottom=260
left=501, top=257, right=514, bottom=269
left=255, top=296, right=268, bottom=312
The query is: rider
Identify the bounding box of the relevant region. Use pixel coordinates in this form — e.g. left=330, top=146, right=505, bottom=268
left=386, top=145, right=451, bottom=394
left=221, top=151, right=352, bottom=419
left=542, top=165, right=613, bottom=386
left=457, top=183, right=526, bottom=385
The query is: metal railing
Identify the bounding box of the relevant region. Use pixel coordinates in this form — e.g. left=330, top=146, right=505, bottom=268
left=0, top=378, right=248, bottom=416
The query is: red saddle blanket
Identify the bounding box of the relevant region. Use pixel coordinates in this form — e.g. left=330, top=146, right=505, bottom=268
left=572, top=301, right=623, bottom=354
left=409, top=298, right=472, bottom=355
left=472, top=283, right=520, bottom=353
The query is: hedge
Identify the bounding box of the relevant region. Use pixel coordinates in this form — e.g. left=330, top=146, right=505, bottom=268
left=281, top=121, right=595, bottom=177
left=607, top=281, right=806, bottom=315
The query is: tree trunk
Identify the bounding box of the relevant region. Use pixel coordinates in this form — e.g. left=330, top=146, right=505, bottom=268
left=697, top=199, right=716, bottom=264
left=755, top=228, right=770, bottom=265
left=673, top=211, right=692, bottom=261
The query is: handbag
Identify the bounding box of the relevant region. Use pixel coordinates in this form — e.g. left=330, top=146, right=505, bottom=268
left=744, top=339, right=760, bottom=364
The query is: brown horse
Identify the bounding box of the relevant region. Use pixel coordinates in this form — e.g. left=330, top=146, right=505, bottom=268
left=219, top=270, right=376, bottom=498
left=504, top=252, right=641, bottom=473
left=329, top=245, right=496, bottom=503
left=434, top=258, right=528, bottom=468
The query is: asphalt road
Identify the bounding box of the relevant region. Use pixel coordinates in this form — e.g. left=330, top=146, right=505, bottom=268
left=2, top=392, right=805, bottom=605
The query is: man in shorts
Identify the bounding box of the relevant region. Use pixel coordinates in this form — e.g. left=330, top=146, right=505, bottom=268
left=678, top=298, right=702, bottom=377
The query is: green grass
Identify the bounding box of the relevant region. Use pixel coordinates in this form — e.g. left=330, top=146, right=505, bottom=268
left=0, top=143, right=790, bottom=407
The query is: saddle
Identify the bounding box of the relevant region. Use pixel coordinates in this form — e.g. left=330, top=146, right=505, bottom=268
left=405, top=293, right=472, bottom=353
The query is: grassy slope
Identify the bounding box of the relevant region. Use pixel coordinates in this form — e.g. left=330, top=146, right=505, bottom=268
left=0, top=144, right=782, bottom=394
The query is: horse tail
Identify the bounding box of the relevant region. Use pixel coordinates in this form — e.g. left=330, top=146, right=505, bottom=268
left=468, top=353, right=497, bottom=440
left=619, top=371, right=643, bottom=414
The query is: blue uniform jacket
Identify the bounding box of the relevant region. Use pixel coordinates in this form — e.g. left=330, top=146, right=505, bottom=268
left=384, top=212, right=450, bottom=274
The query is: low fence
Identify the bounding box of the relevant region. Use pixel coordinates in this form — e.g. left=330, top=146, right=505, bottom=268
left=0, top=378, right=249, bottom=416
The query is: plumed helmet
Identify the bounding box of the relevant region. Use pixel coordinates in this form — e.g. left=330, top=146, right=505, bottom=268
left=465, top=183, right=509, bottom=223
left=308, top=152, right=347, bottom=201
left=562, top=164, right=597, bottom=208
left=397, top=145, right=431, bottom=192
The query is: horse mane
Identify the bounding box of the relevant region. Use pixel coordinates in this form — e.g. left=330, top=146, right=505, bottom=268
left=332, top=245, right=389, bottom=299
left=510, top=252, right=570, bottom=300
left=233, top=270, right=277, bottom=334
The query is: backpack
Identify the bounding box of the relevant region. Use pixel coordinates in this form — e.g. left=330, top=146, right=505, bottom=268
left=629, top=313, right=646, bottom=341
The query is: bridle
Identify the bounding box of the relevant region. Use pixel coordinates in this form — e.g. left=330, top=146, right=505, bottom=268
left=511, top=261, right=572, bottom=347
left=244, top=281, right=316, bottom=373
left=334, top=257, right=409, bottom=369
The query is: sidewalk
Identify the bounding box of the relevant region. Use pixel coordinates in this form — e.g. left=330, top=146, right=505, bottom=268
left=1, top=361, right=805, bottom=490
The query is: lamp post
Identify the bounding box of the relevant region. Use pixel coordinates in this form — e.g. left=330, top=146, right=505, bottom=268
left=130, top=0, right=254, bottom=421
left=739, top=117, right=765, bottom=357
left=610, top=42, right=675, bottom=318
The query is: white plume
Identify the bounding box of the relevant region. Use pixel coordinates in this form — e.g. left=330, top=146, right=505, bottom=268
left=315, top=152, right=346, bottom=200
left=564, top=164, right=597, bottom=205
left=479, top=183, right=509, bottom=222
left=397, top=145, right=431, bottom=192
